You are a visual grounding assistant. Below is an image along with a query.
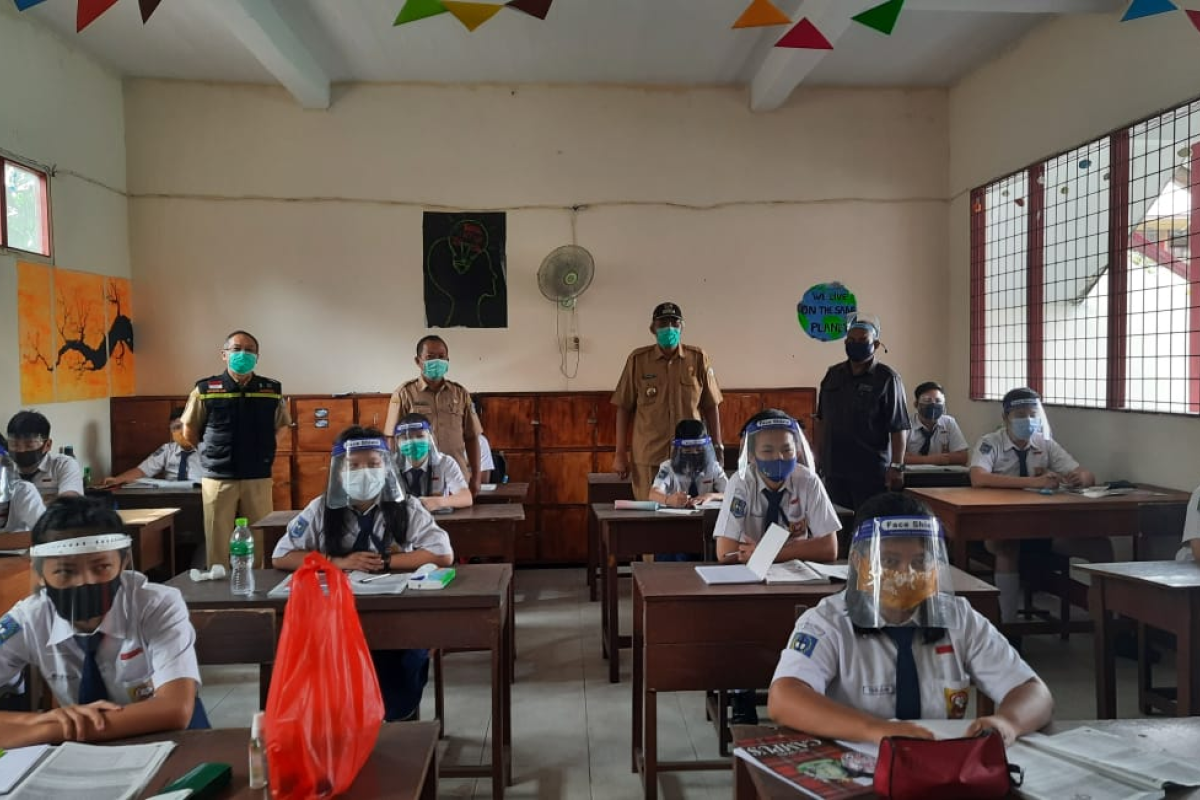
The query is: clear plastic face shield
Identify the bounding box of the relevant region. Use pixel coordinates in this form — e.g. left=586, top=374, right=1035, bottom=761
left=327, top=437, right=404, bottom=510
left=670, top=434, right=717, bottom=479
left=31, top=533, right=132, bottom=629
left=737, top=416, right=815, bottom=486
left=0, top=447, right=15, bottom=505
left=1002, top=390, right=1053, bottom=446
left=394, top=420, right=441, bottom=472
left=846, top=516, right=956, bottom=629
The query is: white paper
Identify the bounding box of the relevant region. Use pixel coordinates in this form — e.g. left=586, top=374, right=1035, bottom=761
left=696, top=499, right=725, bottom=511
left=1008, top=740, right=1163, bottom=800
left=479, top=484, right=498, bottom=492
left=267, top=571, right=411, bottom=597
left=12, top=741, right=175, bottom=800
left=807, top=562, right=850, bottom=581
left=655, top=507, right=700, bottom=516
left=1022, top=728, right=1200, bottom=790
left=122, top=478, right=197, bottom=490
left=837, top=718, right=974, bottom=760
left=0, top=746, right=50, bottom=795
left=765, top=559, right=829, bottom=585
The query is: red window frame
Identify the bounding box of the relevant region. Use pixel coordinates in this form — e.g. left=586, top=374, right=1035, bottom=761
left=1, top=155, right=53, bottom=258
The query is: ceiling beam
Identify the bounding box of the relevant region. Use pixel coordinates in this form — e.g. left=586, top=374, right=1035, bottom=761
left=208, top=0, right=330, bottom=110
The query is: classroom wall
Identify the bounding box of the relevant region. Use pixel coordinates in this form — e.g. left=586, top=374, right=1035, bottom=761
left=124, top=81, right=949, bottom=412
left=947, top=12, right=1200, bottom=487
left=0, top=4, right=128, bottom=476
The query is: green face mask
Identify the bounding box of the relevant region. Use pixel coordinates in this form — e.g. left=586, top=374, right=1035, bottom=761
left=227, top=350, right=258, bottom=375
left=400, top=439, right=431, bottom=463
left=656, top=327, right=681, bottom=349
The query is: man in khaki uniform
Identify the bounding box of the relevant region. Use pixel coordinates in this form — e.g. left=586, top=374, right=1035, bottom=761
left=612, top=302, right=724, bottom=500
left=384, top=334, right=483, bottom=495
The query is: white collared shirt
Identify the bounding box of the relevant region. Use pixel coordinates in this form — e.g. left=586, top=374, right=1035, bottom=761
left=969, top=429, right=1079, bottom=477
left=1177, top=485, right=1200, bottom=562
left=22, top=452, right=85, bottom=496
left=397, top=452, right=468, bottom=498
left=1, top=480, right=46, bottom=532
left=905, top=414, right=969, bottom=456
left=479, top=434, right=495, bottom=472
left=0, top=571, right=200, bottom=708
left=273, top=494, right=454, bottom=560
left=650, top=460, right=727, bottom=497
left=713, top=464, right=840, bottom=545
left=137, top=441, right=202, bottom=482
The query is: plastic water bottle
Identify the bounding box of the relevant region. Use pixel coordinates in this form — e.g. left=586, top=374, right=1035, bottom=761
left=248, top=711, right=268, bottom=789
left=229, top=517, right=255, bottom=596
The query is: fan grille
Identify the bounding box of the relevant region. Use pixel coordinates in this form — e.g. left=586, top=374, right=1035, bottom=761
left=538, top=245, right=595, bottom=303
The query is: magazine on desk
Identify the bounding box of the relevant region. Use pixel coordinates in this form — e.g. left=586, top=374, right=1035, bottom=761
left=7, top=740, right=175, bottom=800
left=733, top=731, right=874, bottom=799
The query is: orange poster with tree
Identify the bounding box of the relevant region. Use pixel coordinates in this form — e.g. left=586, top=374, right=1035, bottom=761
left=52, top=269, right=109, bottom=402
left=17, top=261, right=55, bottom=405
left=105, top=276, right=136, bottom=396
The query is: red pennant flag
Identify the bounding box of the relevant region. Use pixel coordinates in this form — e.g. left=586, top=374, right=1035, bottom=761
left=775, top=17, right=833, bottom=49
left=1187, top=9, right=1200, bottom=33
left=139, top=0, right=163, bottom=23
left=506, top=0, right=552, bottom=20
left=77, top=0, right=119, bottom=31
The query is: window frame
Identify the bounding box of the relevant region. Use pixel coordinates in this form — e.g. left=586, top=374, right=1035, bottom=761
left=1, top=154, right=53, bottom=259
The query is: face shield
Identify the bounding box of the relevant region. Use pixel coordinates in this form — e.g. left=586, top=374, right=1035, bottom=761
left=0, top=448, right=15, bottom=505
left=845, top=516, right=957, bottom=629
left=670, top=434, right=717, bottom=478
left=1002, top=391, right=1053, bottom=445
left=737, top=416, right=814, bottom=485
left=326, top=437, right=404, bottom=510
left=30, top=533, right=132, bottom=627
left=394, top=420, right=441, bottom=472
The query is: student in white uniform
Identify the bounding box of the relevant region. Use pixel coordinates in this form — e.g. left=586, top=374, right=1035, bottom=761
left=393, top=414, right=472, bottom=512
left=768, top=492, right=1053, bottom=746
left=904, top=381, right=970, bottom=466
left=271, top=427, right=453, bottom=721
left=1177, top=484, right=1200, bottom=562
left=649, top=419, right=727, bottom=508
left=471, top=396, right=497, bottom=484
left=969, top=387, right=1106, bottom=626
left=5, top=411, right=84, bottom=497
left=0, top=496, right=203, bottom=748
left=0, top=438, right=46, bottom=532
left=99, top=408, right=201, bottom=487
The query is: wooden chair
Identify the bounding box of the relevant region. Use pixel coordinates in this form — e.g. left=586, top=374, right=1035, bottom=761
left=189, top=608, right=277, bottom=711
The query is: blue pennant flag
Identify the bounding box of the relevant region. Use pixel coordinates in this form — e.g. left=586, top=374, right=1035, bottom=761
left=14, top=0, right=51, bottom=9
left=1121, top=0, right=1177, bottom=21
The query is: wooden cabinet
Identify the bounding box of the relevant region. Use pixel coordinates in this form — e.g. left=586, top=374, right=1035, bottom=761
left=293, top=452, right=330, bottom=508
left=109, top=397, right=186, bottom=474
left=294, top=398, right=353, bottom=453
left=539, top=507, right=589, bottom=563
left=538, top=395, right=596, bottom=449
left=479, top=395, right=536, bottom=450
left=271, top=454, right=293, bottom=510
left=539, top=451, right=592, bottom=506
left=356, top=396, right=392, bottom=432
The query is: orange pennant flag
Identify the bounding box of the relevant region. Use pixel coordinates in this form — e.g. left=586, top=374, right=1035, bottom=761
left=443, top=0, right=503, bottom=30
left=732, top=0, right=790, bottom=29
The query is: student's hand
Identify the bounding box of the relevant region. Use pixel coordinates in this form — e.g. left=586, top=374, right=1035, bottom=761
left=967, top=715, right=1020, bottom=746
left=736, top=542, right=757, bottom=563
left=665, top=492, right=689, bottom=508
left=335, top=552, right=385, bottom=572
left=872, top=720, right=936, bottom=744
left=37, top=701, right=122, bottom=742
left=690, top=493, right=713, bottom=507
left=612, top=452, right=630, bottom=479
left=97, top=476, right=123, bottom=489
left=420, top=496, right=442, bottom=512
left=1032, top=473, right=1060, bottom=489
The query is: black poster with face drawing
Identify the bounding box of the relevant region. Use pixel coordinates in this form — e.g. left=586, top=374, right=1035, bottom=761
left=423, top=211, right=508, bottom=328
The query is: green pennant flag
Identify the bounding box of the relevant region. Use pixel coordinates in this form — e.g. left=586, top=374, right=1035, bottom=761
left=394, top=0, right=448, bottom=26
left=852, top=0, right=905, bottom=36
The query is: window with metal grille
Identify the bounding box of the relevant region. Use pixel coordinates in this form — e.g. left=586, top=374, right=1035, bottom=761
left=1, top=155, right=52, bottom=257
left=970, top=96, right=1199, bottom=416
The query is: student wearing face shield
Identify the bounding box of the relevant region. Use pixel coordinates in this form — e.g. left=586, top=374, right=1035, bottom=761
left=393, top=414, right=473, bottom=512
left=271, top=427, right=453, bottom=722
left=649, top=419, right=727, bottom=509
left=0, top=436, right=46, bottom=532
left=768, top=493, right=1053, bottom=747
left=5, top=411, right=85, bottom=497
left=903, top=382, right=970, bottom=466
left=0, top=497, right=204, bottom=748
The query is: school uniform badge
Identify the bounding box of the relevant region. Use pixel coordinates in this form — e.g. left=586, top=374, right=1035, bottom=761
left=288, top=517, right=310, bottom=539
left=944, top=687, right=970, bottom=719
left=730, top=497, right=747, bottom=518
left=789, top=631, right=819, bottom=658
left=0, top=614, right=20, bottom=645
left=979, top=442, right=992, bottom=454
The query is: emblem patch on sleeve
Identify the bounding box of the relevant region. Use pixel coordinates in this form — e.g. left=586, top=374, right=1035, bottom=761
left=978, top=442, right=992, bottom=455
left=656, top=467, right=669, bottom=480
left=730, top=497, right=747, bottom=518
left=288, top=517, right=310, bottom=539
left=0, top=614, right=21, bottom=646
left=789, top=632, right=819, bottom=658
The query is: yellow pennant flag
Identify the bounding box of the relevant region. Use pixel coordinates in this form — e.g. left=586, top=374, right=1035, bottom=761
left=443, top=0, right=503, bottom=30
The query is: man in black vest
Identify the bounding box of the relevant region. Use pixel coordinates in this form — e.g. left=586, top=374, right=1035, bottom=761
left=181, top=330, right=291, bottom=568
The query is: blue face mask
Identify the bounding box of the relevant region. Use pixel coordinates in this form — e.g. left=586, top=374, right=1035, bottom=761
left=1009, top=416, right=1042, bottom=441
left=844, top=340, right=874, bottom=363
left=756, top=457, right=797, bottom=483
left=656, top=327, right=681, bottom=349
left=422, top=359, right=449, bottom=381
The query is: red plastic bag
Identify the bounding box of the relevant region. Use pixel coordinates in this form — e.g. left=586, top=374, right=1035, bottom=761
left=265, top=552, right=384, bottom=799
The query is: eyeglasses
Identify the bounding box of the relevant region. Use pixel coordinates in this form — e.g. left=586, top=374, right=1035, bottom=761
left=223, top=346, right=258, bottom=354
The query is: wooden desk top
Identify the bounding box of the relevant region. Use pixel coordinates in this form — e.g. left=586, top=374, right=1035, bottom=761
left=909, top=485, right=1190, bottom=511
left=592, top=503, right=717, bottom=522
left=118, top=507, right=182, bottom=525
left=110, top=486, right=201, bottom=497
left=477, top=482, right=529, bottom=501
left=132, top=722, right=439, bottom=799
left=1077, top=560, right=1200, bottom=589
left=256, top=504, right=524, bottom=530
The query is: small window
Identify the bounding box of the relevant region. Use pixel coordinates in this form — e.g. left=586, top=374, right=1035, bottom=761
left=2, top=157, right=51, bottom=257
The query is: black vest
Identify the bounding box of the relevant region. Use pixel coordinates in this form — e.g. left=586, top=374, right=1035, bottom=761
left=195, top=372, right=282, bottom=480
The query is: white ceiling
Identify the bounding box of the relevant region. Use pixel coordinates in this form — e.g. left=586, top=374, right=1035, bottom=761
left=19, top=0, right=1123, bottom=107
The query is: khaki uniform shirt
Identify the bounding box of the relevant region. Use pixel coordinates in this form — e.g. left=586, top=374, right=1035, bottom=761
left=384, top=377, right=481, bottom=478
left=611, top=344, right=723, bottom=468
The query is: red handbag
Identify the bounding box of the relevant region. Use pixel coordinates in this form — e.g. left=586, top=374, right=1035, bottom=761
left=873, top=730, right=1023, bottom=800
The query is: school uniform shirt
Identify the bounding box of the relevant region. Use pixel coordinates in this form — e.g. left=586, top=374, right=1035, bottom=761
left=272, top=494, right=454, bottom=561
left=479, top=434, right=495, bottom=473
left=651, top=460, right=727, bottom=497
left=398, top=452, right=468, bottom=499
left=384, top=377, right=481, bottom=479
left=20, top=452, right=85, bottom=496
left=969, top=429, right=1079, bottom=477
left=137, top=441, right=203, bottom=482
left=905, top=414, right=970, bottom=457
left=0, top=571, right=200, bottom=708
left=0, top=480, right=46, bottom=532
left=772, top=593, right=1036, bottom=721
left=713, top=465, right=840, bottom=545
left=1176, top=484, right=1200, bottom=561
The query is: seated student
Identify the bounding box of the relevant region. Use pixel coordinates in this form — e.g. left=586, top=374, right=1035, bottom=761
left=471, top=396, right=497, bottom=484
left=904, top=381, right=970, bottom=466
left=393, top=414, right=472, bottom=512
left=99, top=408, right=202, bottom=488
left=649, top=419, right=727, bottom=509
left=0, top=436, right=46, bottom=532
left=768, top=492, right=1054, bottom=746
left=1178, top=483, right=1200, bottom=562
left=0, top=496, right=203, bottom=748
left=5, top=411, right=84, bottom=497
left=271, top=427, right=454, bottom=722
left=969, top=387, right=1107, bottom=625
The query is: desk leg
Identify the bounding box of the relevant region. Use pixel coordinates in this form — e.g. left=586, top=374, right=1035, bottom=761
left=492, top=642, right=506, bottom=798
left=644, top=689, right=658, bottom=800
left=1179, top=599, right=1199, bottom=715
left=600, top=525, right=610, bottom=659
left=1089, top=581, right=1117, bottom=718
left=604, top=534, right=620, bottom=682
left=421, top=747, right=439, bottom=800
left=588, top=506, right=599, bottom=602
left=165, top=520, right=178, bottom=576
left=508, top=576, right=516, bottom=686
left=733, top=755, right=757, bottom=800
left=632, top=583, right=643, bottom=773
left=950, top=535, right=968, bottom=572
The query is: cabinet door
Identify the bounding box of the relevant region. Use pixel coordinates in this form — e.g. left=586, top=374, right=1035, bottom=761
left=481, top=395, right=536, bottom=450
left=271, top=456, right=294, bottom=510
left=110, top=398, right=175, bottom=474
left=538, top=395, right=595, bottom=449
left=538, top=507, right=588, bottom=563
left=594, top=394, right=618, bottom=448
left=515, top=514, right=539, bottom=563
left=356, top=396, right=392, bottom=432
left=717, top=392, right=763, bottom=447
left=294, top=398, right=354, bottom=453
left=275, top=397, right=295, bottom=455
left=293, top=453, right=331, bottom=508
left=762, top=389, right=818, bottom=448
left=538, top=451, right=592, bottom=505
left=501, top=451, right=537, bottom=505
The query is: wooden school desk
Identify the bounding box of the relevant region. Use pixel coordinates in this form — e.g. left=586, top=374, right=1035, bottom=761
left=0, top=508, right=180, bottom=576
left=166, top=564, right=513, bottom=798
left=1078, top=560, right=1200, bottom=718
left=92, top=485, right=203, bottom=573
left=587, top=473, right=634, bottom=601
left=902, top=465, right=971, bottom=489
left=0, top=555, right=30, bottom=614
left=632, top=563, right=1001, bottom=800
left=731, top=719, right=1200, bottom=800
left=475, top=481, right=530, bottom=504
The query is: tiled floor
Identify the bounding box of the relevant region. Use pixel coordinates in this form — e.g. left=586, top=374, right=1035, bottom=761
left=200, top=568, right=1176, bottom=799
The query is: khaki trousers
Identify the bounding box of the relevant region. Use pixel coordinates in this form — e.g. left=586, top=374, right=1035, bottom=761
left=202, top=477, right=273, bottom=568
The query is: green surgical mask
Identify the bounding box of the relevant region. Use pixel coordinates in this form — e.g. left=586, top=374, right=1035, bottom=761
left=422, top=359, right=449, bottom=381
left=400, top=439, right=431, bottom=463
left=656, top=327, right=681, bottom=349
left=227, top=350, right=258, bottom=375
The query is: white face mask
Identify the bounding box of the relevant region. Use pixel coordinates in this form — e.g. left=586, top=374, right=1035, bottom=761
left=343, top=467, right=387, bottom=502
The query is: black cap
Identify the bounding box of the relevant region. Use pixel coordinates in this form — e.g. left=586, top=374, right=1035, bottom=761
left=652, top=302, right=683, bottom=321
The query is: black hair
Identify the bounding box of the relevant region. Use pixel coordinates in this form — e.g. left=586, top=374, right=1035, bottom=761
left=0, top=432, right=7, bottom=452
left=399, top=412, right=432, bottom=428
left=913, top=381, right=944, bottom=401
left=322, top=425, right=408, bottom=557
left=223, top=330, right=260, bottom=351
left=673, top=419, right=707, bottom=440
left=415, top=335, right=447, bottom=358
left=7, top=410, right=51, bottom=440
left=169, top=406, right=186, bottom=422
left=1002, top=386, right=1040, bottom=413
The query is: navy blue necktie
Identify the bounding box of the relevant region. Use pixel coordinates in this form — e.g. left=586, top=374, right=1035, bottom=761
left=762, top=488, right=786, bottom=535
left=1015, top=448, right=1030, bottom=478
left=406, top=469, right=424, bottom=497
left=76, top=633, right=108, bottom=704
left=351, top=508, right=382, bottom=553
left=885, top=627, right=921, bottom=720
left=687, top=478, right=699, bottom=497
left=919, top=428, right=935, bottom=456
left=177, top=449, right=192, bottom=481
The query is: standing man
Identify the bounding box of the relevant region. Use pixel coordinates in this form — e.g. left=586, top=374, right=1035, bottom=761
left=181, top=330, right=290, bottom=568
left=612, top=302, right=724, bottom=500
left=383, top=335, right=483, bottom=496
left=815, top=313, right=909, bottom=511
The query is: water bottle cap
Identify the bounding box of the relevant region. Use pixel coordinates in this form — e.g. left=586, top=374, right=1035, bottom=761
left=235, top=517, right=249, bottom=527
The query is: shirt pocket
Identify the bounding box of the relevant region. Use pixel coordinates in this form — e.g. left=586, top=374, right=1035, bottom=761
left=637, top=377, right=661, bottom=406
left=117, top=647, right=155, bottom=703
left=679, top=373, right=700, bottom=408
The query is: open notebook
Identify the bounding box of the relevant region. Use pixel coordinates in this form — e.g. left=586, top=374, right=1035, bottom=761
left=694, top=523, right=789, bottom=584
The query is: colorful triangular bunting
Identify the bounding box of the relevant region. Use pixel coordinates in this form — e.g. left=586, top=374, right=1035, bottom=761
left=732, top=0, right=790, bottom=29
left=1186, top=8, right=1200, bottom=32
left=775, top=17, right=833, bottom=49
left=13, top=0, right=50, bottom=10
left=77, top=0, right=119, bottom=31
left=443, top=1, right=503, bottom=31
left=138, top=0, right=163, bottom=23
left=394, top=0, right=448, bottom=26
left=1121, top=0, right=1177, bottom=21
left=506, top=0, right=552, bottom=20
left=852, top=0, right=905, bottom=35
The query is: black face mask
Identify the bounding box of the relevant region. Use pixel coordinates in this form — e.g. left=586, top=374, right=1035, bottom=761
left=919, top=403, right=945, bottom=423
left=43, top=576, right=122, bottom=623
left=671, top=452, right=711, bottom=477
left=12, top=450, right=43, bottom=471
